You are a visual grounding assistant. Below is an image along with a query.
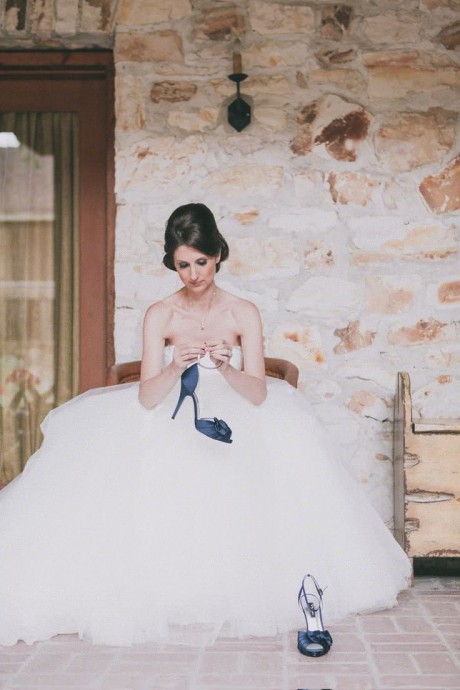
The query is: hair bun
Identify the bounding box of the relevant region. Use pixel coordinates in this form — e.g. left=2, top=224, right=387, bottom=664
left=162, top=203, right=229, bottom=273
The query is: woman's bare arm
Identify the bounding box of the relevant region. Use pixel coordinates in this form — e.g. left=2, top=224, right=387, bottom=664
left=208, top=300, right=267, bottom=406
left=138, top=302, right=179, bottom=409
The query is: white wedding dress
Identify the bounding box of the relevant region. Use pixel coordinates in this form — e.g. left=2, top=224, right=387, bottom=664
left=0, top=347, right=411, bottom=647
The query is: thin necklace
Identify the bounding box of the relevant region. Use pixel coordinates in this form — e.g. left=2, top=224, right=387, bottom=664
left=187, top=288, right=216, bottom=330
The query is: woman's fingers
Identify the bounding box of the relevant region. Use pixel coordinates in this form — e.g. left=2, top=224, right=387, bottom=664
left=174, top=344, right=205, bottom=369
left=206, top=340, right=232, bottom=366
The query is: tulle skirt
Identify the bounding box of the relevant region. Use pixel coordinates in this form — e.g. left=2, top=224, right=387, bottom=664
left=0, top=366, right=411, bottom=646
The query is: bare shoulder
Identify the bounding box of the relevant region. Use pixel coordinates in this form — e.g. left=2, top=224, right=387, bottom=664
left=218, top=289, right=261, bottom=325
left=144, top=294, right=177, bottom=328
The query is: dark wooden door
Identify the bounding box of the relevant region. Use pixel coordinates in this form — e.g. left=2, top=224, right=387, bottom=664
left=0, top=51, right=115, bottom=392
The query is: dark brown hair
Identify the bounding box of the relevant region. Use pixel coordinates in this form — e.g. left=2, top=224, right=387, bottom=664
left=163, top=203, right=229, bottom=272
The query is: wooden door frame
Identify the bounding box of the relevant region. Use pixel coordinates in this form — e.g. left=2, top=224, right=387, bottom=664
left=0, top=51, right=115, bottom=392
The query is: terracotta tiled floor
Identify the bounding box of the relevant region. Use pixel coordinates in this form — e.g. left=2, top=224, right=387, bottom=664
left=0, top=577, right=459, bottom=690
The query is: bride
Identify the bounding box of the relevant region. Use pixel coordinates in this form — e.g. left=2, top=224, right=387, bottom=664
left=0, top=203, right=411, bottom=648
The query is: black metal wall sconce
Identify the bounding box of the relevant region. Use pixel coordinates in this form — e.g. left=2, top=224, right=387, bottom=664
left=228, top=42, right=251, bottom=132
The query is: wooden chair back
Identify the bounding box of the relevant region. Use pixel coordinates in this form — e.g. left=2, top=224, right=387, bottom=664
left=107, top=357, right=299, bottom=388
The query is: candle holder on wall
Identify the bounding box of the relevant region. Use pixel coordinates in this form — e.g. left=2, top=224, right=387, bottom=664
left=228, top=46, right=251, bottom=132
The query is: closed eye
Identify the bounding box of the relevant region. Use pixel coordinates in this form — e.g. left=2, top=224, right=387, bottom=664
left=177, top=259, right=208, bottom=269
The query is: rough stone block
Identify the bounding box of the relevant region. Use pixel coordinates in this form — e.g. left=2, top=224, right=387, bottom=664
left=363, top=50, right=460, bottom=100
left=307, top=68, right=366, bottom=94
left=80, top=0, right=114, bottom=32
left=254, top=106, right=287, bottom=132
left=233, top=210, right=259, bottom=225
left=250, top=1, right=314, bottom=35
left=437, top=20, right=460, bottom=51
left=116, top=135, right=207, bottom=196
left=117, top=0, right=191, bottom=25
left=208, top=165, right=284, bottom=198
left=419, top=155, right=460, bottom=213
left=375, top=110, right=457, bottom=173
left=315, top=48, right=357, bottom=66
left=333, top=320, right=375, bottom=354
left=287, top=277, right=362, bottom=318
left=194, top=6, right=246, bottom=41
left=362, top=14, right=421, bottom=44
left=321, top=5, right=354, bottom=40
left=150, top=81, right=197, bottom=103
left=115, top=31, right=184, bottom=63
left=365, top=275, right=419, bottom=314
left=268, top=209, right=336, bottom=232
left=291, top=95, right=372, bottom=162
left=167, top=108, right=219, bottom=132
left=269, top=323, right=326, bottom=367
left=387, top=317, right=456, bottom=346
left=55, top=0, right=79, bottom=33
left=427, top=278, right=460, bottom=308
left=243, top=40, right=309, bottom=69
left=303, top=239, right=335, bottom=269
left=4, top=0, right=27, bottom=31
left=421, top=0, right=459, bottom=7
left=351, top=219, right=458, bottom=263
left=438, top=280, right=460, bottom=303
left=225, top=236, right=299, bottom=279
left=30, top=0, right=54, bottom=32
left=293, top=171, right=330, bottom=205
left=115, top=75, right=146, bottom=131
left=328, top=171, right=379, bottom=206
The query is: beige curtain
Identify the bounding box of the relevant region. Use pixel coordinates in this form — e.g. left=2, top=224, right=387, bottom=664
left=0, top=112, right=79, bottom=483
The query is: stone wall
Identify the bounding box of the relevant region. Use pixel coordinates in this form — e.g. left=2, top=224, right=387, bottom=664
left=1, top=0, right=459, bottom=524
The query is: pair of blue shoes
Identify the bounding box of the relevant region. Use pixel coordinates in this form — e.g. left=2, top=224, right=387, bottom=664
left=172, top=363, right=232, bottom=444
left=297, top=574, right=333, bottom=658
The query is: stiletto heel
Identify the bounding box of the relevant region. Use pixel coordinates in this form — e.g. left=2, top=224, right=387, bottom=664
left=297, top=574, right=333, bottom=658
left=172, top=364, right=233, bottom=444
left=171, top=363, right=199, bottom=419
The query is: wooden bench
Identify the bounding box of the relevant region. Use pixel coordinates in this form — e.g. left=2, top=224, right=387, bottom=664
left=393, top=371, right=460, bottom=576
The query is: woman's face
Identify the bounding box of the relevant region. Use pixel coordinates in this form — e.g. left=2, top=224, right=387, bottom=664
left=173, top=245, right=220, bottom=292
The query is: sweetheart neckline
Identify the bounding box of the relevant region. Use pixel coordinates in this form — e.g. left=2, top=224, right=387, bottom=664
left=164, top=345, right=242, bottom=351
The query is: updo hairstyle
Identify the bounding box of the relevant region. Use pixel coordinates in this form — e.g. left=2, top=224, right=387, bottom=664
left=163, top=203, right=229, bottom=272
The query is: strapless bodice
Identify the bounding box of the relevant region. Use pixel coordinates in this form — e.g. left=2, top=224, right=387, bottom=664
left=163, top=345, right=243, bottom=372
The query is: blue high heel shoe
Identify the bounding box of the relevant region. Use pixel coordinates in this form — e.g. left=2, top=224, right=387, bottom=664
left=172, top=363, right=233, bottom=443
left=297, top=574, right=333, bottom=657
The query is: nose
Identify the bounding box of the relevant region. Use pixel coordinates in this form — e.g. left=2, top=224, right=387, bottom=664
left=190, top=263, right=198, bottom=281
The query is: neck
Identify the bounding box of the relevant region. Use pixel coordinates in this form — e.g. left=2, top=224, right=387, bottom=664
left=184, top=283, right=216, bottom=303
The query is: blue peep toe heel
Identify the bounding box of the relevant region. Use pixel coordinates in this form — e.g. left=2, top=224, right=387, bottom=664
left=172, top=363, right=233, bottom=444
left=297, top=574, right=333, bottom=658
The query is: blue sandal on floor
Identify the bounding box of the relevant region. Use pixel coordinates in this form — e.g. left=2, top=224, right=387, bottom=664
left=297, top=574, right=333, bottom=657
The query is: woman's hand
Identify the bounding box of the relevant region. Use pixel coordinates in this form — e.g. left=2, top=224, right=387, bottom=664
left=172, top=343, right=206, bottom=372
left=205, top=339, right=233, bottom=371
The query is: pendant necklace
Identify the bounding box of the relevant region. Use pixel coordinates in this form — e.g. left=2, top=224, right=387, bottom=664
left=188, top=288, right=216, bottom=331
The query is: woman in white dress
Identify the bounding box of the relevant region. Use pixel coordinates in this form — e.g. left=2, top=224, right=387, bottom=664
left=0, top=203, right=411, bottom=650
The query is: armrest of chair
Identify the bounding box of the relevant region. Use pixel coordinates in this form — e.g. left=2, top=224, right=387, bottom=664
left=264, top=357, right=299, bottom=388
left=106, top=361, right=142, bottom=385
left=107, top=357, right=299, bottom=388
